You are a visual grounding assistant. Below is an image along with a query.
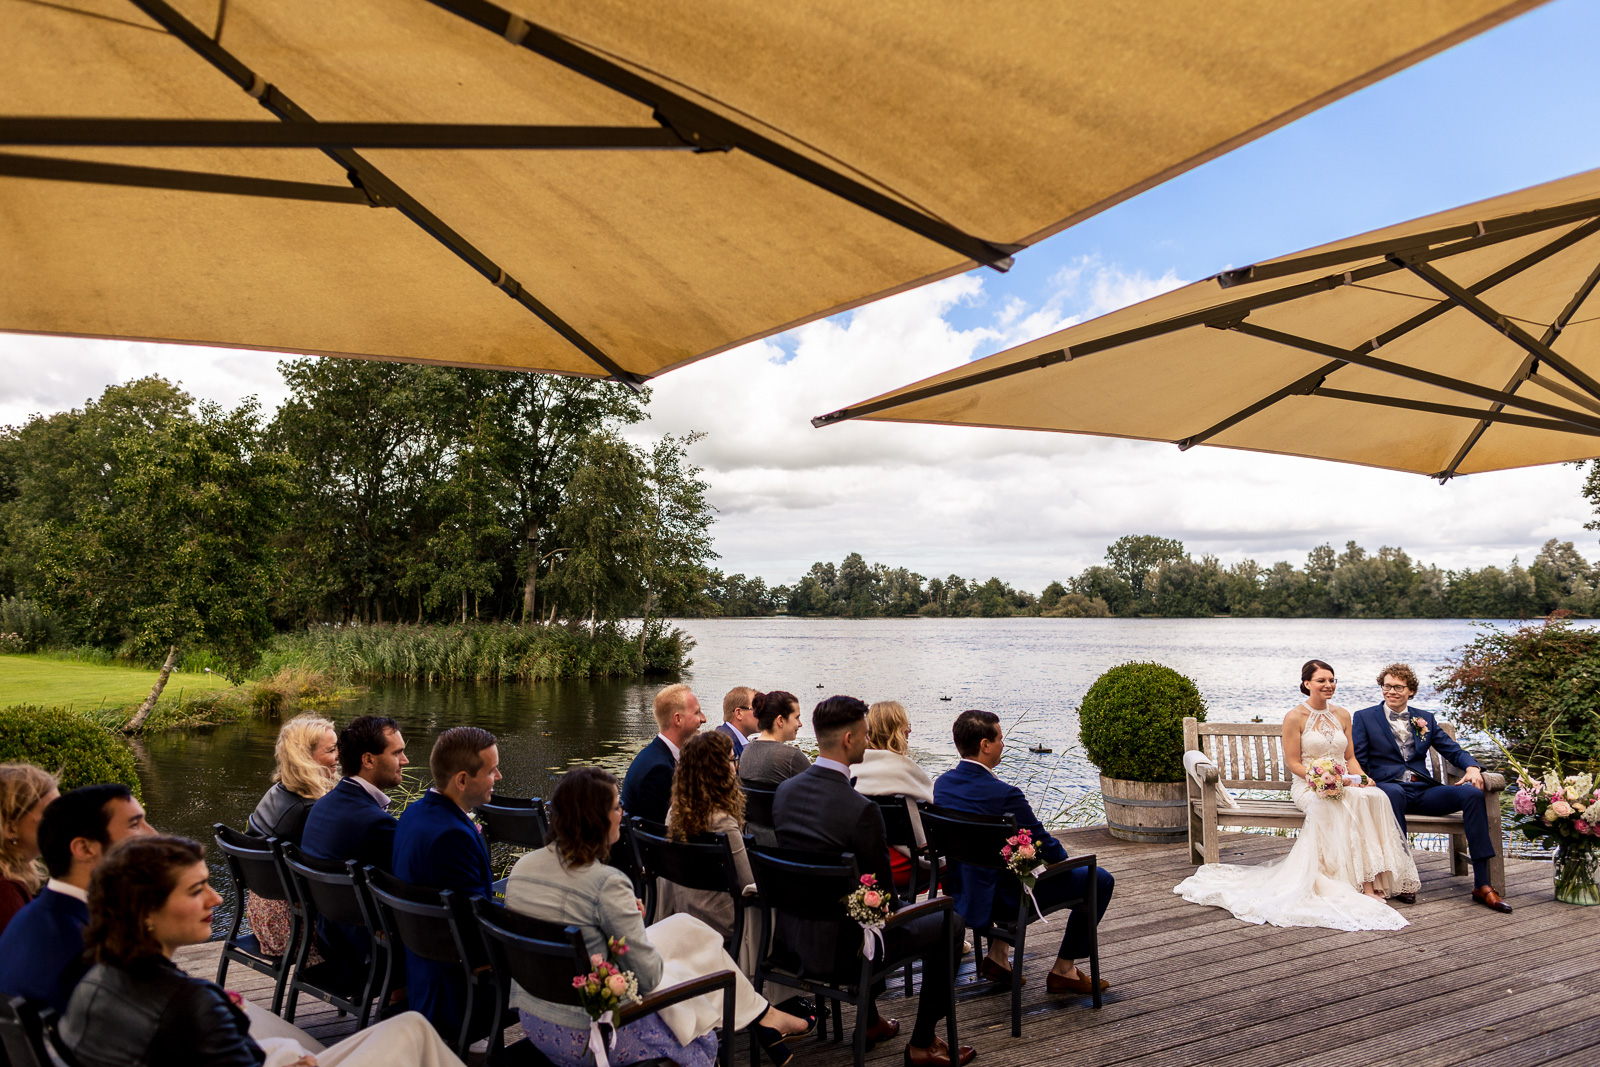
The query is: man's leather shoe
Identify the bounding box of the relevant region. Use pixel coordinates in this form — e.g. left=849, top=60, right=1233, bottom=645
left=1473, top=886, right=1513, bottom=913
left=1392, top=893, right=1416, bottom=905
left=865, top=1017, right=901, bottom=1044
left=904, top=1037, right=976, bottom=1067
left=1045, top=970, right=1111, bottom=995
left=976, top=956, right=1024, bottom=988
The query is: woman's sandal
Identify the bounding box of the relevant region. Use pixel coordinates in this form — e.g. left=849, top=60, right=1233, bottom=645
left=757, top=1024, right=797, bottom=1067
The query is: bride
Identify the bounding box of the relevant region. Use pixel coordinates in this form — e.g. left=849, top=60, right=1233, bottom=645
left=1174, top=659, right=1421, bottom=931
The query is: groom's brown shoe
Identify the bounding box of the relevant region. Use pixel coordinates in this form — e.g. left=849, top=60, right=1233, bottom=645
left=1392, top=893, right=1416, bottom=904
left=1473, top=886, right=1513, bottom=913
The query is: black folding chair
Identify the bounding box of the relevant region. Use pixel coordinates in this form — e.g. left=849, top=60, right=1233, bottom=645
left=0, top=997, right=52, bottom=1067
left=364, top=867, right=493, bottom=1059
left=632, top=823, right=752, bottom=954
left=279, top=844, right=391, bottom=1027
left=212, top=822, right=298, bottom=1015
left=739, top=784, right=778, bottom=833
left=474, top=796, right=550, bottom=850
left=748, top=846, right=957, bottom=1067
left=919, top=803, right=1101, bottom=1036
left=608, top=819, right=649, bottom=900
left=473, top=897, right=738, bottom=1067
left=863, top=795, right=933, bottom=901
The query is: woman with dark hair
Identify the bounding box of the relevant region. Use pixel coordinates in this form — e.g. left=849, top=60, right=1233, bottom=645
left=659, top=731, right=758, bottom=968
left=504, top=767, right=808, bottom=1067
left=60, top=835, right=465, bottom=1067
left=736, top=691, right=810, bottom=787
left=1175, top=659, right=1420, bottom=931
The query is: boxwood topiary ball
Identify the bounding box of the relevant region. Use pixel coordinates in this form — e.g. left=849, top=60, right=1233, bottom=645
left=1078, top=662, right=1207, bottom=783
left=0, top=705, right=142, bottom=796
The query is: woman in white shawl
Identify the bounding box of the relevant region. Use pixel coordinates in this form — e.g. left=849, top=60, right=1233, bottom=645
left=851, top=701, right=934, bottom=892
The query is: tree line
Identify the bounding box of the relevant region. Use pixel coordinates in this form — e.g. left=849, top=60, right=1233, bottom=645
left=0, top=363, right=716, bottom=682
left=704, top=534, right=1600, bottom=619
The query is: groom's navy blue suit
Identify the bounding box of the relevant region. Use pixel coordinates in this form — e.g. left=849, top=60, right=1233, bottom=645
left=1351, top=703, right=1496, bottom=886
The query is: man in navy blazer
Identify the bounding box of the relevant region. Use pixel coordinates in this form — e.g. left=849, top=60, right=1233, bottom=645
left=393, top=726, right=499, bottom=1044
left=933, top=710, right=1113, bottom=996
left=1351, top=663, right=1508, bottom=912
left=620, top=684, right=706, bottom=825
left=0, top=784, right=156, bottom=1012
left=301, top=715, right=409, bottom=985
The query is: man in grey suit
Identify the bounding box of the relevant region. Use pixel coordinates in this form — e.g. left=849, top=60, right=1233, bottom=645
left=773, top=696, right=973, bottom=1067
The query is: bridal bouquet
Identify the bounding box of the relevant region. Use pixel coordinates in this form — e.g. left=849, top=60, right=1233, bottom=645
left=1306, top=757, right=1347, bottom=799
left=844, top=873, right=893, bottom=959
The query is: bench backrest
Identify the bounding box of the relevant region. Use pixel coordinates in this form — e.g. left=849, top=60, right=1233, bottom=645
left=1181, top=716, right=1459, bottom=791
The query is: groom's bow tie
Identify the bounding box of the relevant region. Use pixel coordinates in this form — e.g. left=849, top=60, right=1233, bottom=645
left=1387, top=709, right=1410, bottom=722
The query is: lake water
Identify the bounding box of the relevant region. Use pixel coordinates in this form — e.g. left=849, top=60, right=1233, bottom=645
left=137, top=616, right=1554, bottom=880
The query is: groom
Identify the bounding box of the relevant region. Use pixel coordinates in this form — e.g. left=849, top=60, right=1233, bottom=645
left=1351, top=662, right=1509, bottom=914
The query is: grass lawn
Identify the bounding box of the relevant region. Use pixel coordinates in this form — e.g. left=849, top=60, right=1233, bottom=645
left=0, top=654, right=236, bottom=711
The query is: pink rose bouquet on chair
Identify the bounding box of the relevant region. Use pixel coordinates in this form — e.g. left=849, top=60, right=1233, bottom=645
left=844, top=873, right=893, bottom=960
left=1001, top=828, right=1051, bottom=923
left=573, top=936, right=639, bottom=1067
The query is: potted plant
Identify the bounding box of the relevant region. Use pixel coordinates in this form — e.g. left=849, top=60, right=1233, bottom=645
left=1078, top=662, right=1207, bottom=843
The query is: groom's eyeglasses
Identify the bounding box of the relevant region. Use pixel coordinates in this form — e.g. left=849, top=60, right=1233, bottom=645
left=1380, top=684, right=1411, bottom=693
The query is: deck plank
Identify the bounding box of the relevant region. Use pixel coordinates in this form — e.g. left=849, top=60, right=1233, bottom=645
left=173, top=828, right=1600, bottom=1067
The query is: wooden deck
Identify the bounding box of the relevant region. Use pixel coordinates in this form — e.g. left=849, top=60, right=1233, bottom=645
left=176, top=828, right=1600, bottom=1067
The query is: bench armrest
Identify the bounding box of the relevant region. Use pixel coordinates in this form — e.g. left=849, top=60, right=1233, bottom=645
left=1481, top=771, right=1506, bottom=793
left=884, top=895, right=952, bottom=932
left=618, top=969, right=736, bottom=1025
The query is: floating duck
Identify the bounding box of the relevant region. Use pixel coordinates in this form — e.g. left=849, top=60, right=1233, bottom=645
left=938, top=695, right=953, bottom=701
left=1028, top=744, right=1052, bottom=754
left=1250, top=716, right=1264, bottom=724
left=816, top=683, right=825, bottom=688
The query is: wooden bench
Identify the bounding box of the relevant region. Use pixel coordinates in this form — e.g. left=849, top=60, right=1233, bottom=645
left=1182, top=717, right=1506, bottom=894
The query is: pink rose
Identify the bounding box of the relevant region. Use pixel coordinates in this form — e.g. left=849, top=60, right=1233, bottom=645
left=573, top=976, right=587, bottom=990
left=862, top=890, right=882, bottom=907
left=591, top=953, right=606, bottom=968
left=1576, top=820, right=1592, bottom=835
left=1513, top=791, right=1536, bottom=816
left=1019, top=845, right=1036, bottom=859
left=606, top=974, right=629, bottom=997
left=1552, top=799, right=1573, bottom=818
left=860, top=874, right=875, bottom=886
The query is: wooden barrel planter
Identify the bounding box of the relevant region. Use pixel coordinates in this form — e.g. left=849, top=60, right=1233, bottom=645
left=1099, top=775, right=1187, bottom=843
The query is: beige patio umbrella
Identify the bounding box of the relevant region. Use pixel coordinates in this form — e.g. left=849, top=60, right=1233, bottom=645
left=0, top=0, right=1544, bottom=387
left=813, top=166, right=1600, bottom=480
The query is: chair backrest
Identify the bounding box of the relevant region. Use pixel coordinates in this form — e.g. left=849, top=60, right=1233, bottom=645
left=474, top=797, right=549, bottom=850
left=1181, top=716, right=1464, bottom=791
left=280, top=843, right=369, bottom=928
left=866, top=794, right=918, bottom=848
left=471, top=897, right=588, bottom=1007
left=213, top=822, right=290, bottom=903
left=740, top=784, right=777, bottom=828
left=918, top=803, right=1017, bottom=872
left=0, top=997, right=52, bottom=1067
left=747, top=845, right=858, bottom=922
left=607, top=821, right=646, bottom=896
left=363, top=867, right=470, bottom=965
left=633, top=824, right=741, bottom=895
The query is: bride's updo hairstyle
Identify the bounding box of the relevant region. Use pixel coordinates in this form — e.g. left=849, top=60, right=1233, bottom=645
left=754, top=690, right=799, bottom=733
left=1299, top=659, right=1336, bottom=696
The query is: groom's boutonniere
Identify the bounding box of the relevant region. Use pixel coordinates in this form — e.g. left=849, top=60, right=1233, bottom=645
left=1411, top=716, right=1429, bottom=734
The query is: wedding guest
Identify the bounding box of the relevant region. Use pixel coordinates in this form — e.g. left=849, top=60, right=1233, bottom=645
left=716, top=686, right=759, bottom=759
left=504, top=766, right=808, bottom=1067
left=393, top=726, right=499, bottom=1043
left=244, top=714, right=338, bottom=960
left=933, top=709, right=1113, bottom=996
left=659, top=730, right=759, bottom=969
left=0, top=763, right=58, bottom=935
left=773, top=697, right=972, bottom=1067
left=0, top=784, right=155, bottom=1012
left=621, top=684, right=706, bottom=826
left=59, top=835, right=466, bottom=1067
left=301, top=714, right=408, bottom=985
left=852, top=701, right=935, bottom=892
left=736, top=691, right=811, bottom=788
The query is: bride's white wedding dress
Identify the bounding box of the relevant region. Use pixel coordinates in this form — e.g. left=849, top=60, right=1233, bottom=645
left=1174, top=706, right=1421, bottom=931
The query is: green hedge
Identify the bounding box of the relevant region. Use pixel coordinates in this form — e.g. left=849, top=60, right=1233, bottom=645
left=1078, top=662, right=1207, bottom=783
left=0, top=705, right=142, bottom=796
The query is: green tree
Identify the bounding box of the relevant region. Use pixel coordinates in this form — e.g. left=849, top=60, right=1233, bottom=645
left=1105, top=535, right=1186, bottom=612
left=26, top=396, right=294, bottom=731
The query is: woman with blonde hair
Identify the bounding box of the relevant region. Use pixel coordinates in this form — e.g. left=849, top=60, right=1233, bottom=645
left=0, top=763, right=59, bottom=935
left=851, top=702, right=934, bottom=892
left=245, top=715, right=338, bottom=957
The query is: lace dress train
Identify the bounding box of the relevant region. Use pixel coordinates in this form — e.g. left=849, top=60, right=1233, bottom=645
left=1174, top=708, right=1420, bottom=932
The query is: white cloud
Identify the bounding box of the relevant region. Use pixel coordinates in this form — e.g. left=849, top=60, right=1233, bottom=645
left=3, top=259, right=1594, bottom=592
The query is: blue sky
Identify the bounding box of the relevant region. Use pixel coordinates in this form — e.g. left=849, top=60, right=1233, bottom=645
left=6, top=1, right=1600, bottom=588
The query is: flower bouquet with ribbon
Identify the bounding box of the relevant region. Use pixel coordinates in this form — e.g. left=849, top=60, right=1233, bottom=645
left=843, top=873, right=893, bottom=961
left=1002, top=828, right=1050, bottom=923
left=573, top=936, right=639, bottom=1067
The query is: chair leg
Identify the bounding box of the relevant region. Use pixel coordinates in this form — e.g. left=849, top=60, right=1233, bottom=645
left=1450, top=832, right=1468, bottom=878
left=455, top=977, right=476, bottom=1060
left=1010, top=925, right=1025, bottom=1038
left=216, top=948, right=230, bottom=989
left=943, top=911, right=958, bottom=1061
left=851, top=992, right=868, bottom=1067
left=832, top=998, right=844, bottom=1044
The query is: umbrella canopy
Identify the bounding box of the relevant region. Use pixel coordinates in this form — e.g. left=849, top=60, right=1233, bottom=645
left=0, top=0, right=1544, bottom=385
left=814, top=166, right=1600, bottom=480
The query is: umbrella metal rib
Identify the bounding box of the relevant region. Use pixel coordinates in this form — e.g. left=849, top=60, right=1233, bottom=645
left=123, top=0, right=647, bottom=389
left=421, top=0, right=1021, bottom=271
left=0, top=152, right=382, bottom=205
left=0, top=119, right=712, bottom=151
